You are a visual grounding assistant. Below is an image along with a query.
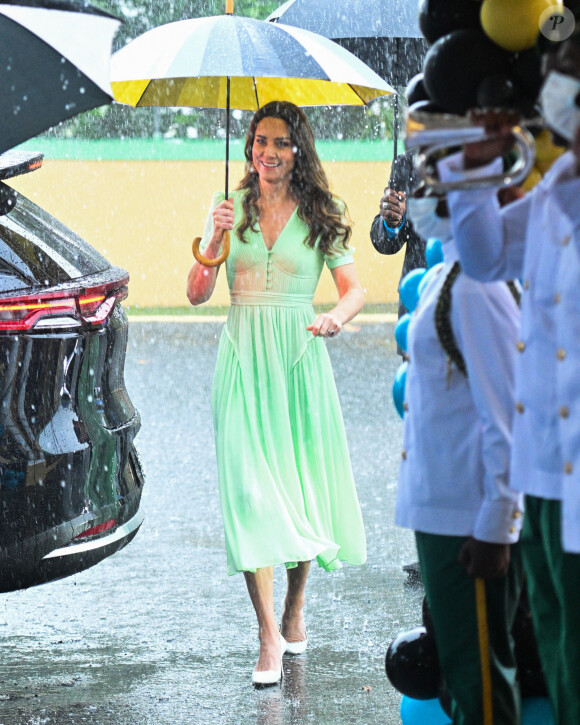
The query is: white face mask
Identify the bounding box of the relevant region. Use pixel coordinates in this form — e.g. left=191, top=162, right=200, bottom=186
left=540, top=70, right=580, bottom=143
left=407, top=196, right=452, bottom=243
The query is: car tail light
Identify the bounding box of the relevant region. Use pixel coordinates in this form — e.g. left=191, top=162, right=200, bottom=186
left=74, top=518, right=117, bottom=539
left=0, top=279, right=128, bottom=331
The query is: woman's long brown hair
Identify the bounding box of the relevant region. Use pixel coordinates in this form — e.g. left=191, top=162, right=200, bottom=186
left=236, top=101, right=352, bottom=255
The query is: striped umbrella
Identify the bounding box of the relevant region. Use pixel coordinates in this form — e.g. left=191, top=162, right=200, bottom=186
left=110, top=0, right=394, bottom=266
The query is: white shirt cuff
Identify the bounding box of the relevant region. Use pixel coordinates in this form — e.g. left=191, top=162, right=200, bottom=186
left=474, top=499, right=524, bottom=544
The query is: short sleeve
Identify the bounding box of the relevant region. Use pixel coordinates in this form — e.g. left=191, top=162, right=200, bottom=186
left=325, top=243, right=354, bottom=269
left=199, top=191, right=225, bottom=254
left=324, top=198, right=354, bottom=269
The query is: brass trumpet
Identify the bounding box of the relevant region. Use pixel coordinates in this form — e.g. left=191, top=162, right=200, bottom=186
left=404, top=107, right=538, bottom=194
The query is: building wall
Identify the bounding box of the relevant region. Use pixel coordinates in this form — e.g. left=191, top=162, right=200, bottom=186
left=10, top=159, right=404, bottom=308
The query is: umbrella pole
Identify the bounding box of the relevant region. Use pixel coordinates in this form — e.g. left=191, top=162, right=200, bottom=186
left=191, top=1, right=233, bottom=268
left=225, top=0, right=233, bottom=200
left=393, top=93, right=398, bottom=160
left=225, top=76, right=230, bottom=200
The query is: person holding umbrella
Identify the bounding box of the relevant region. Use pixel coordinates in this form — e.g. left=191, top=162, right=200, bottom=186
left=186, top=101, right=366, bottom=687
left=369, top=151, right=427, bottom=323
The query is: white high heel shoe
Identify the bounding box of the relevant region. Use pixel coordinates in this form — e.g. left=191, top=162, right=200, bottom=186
left=283, top=636, right=308, bottom=655
left=251, top=633, right=286, bottom=687
left=280, top=599, right=308, bottom=655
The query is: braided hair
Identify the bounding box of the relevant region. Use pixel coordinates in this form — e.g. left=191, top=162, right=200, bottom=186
left=435, top=262, right=521, bottom=381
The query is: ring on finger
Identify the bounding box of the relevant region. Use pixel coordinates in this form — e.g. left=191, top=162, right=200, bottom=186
left=328, top=329, right=336, bottom=337
left=382, top=202, right=388, bottom=209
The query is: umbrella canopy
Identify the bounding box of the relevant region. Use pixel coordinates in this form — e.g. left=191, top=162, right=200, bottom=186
left=267, top=0, right=427, bottom=86
left=0, top=0, right=120, bottom=154
left=267, top=0, right=427, bottom=157
left=111, top=10, right=394, bottom=267
left=111, top=14, right=395, bottom=110
left=268, top=0, right=421, bottom=40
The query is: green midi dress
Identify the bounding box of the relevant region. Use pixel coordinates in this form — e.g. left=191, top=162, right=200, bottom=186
left=202, top=190, right=367, bottom=576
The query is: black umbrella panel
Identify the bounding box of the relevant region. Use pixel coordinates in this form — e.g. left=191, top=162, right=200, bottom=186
left=0, top=2, right=120, bottom=154
left=268, top=0, right=428, bottom=155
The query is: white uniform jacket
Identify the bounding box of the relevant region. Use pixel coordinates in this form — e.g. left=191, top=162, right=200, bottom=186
left=396, top=237, right=523, bottom=543
left=439, top=151, right=580, bottom=552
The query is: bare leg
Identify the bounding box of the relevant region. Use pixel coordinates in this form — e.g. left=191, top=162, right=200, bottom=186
left=244, top=567, right=281, bottom=672
left=281, top=561, right=310, bottom=643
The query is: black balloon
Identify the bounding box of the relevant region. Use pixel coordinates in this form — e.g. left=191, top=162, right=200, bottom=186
left=418, top=0, right=482, bottom=45
left=512, top=97, right=541, bottom=121
left=385, top=626, right=441, bottom=700
left=476, top=74, right=516, bottom=108
left=510, top=48, right=544, bottom=101
left=406, top=73, right=431, bottom=105
left=423, top=29, right=511, bottom=114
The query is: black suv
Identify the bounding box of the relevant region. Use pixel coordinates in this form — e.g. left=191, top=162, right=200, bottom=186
left=0, top=150, right=144, bottom=593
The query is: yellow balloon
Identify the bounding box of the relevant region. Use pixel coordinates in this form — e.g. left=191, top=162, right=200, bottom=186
left=534, top=128, right=566, bottom=175
left=481, top=0, right=563, bottom=51
left=521, top=165, right=543, bottom=191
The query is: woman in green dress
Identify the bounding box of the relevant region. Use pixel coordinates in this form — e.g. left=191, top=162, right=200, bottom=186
left=186, top=101, right=366, bottom=687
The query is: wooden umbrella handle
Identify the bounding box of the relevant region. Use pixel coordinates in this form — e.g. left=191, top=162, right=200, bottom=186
left=192, top=230, right=230, bottom=267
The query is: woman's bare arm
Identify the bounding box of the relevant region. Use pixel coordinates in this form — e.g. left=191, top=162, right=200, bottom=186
left=307, top=263, right=364, bottom=337
left=186, top=199, right=234, bottom=306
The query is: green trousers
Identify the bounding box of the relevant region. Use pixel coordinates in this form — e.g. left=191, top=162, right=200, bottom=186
left=415, top=532, right=523, bottom=725
left=521, top=496, right=580, bottom=725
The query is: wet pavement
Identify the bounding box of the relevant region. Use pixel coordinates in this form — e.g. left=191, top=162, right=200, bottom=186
left=0, top=320, right=423, bottom=725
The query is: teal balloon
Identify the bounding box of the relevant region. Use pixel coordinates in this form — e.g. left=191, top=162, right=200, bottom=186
left=393, top=361, right=408, bottom=419
left=522, top=697, right=555, bottom=725
left=399, top=696, right=554, bottom=725
left=395, top=313, right=411, bottom=353
left=417, top=262, right=444, bottom=300
left=425, top=237, right=444, bottom=268
left=400, top=697, right=451, bottom=725
left=400, top=268, right=427, bottom=313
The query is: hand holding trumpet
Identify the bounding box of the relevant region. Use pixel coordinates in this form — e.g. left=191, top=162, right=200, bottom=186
left=463, top=109, right=521, bottom=170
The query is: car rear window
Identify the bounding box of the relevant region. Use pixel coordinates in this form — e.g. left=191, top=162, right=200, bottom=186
left=0, top=192, right=110, bottom=292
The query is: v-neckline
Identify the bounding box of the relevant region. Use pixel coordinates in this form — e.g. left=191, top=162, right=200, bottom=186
left=258, top=205, right=297, bottom=253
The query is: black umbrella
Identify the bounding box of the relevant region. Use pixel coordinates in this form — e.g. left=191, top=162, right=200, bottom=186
left=268, top=0, right=428, bottom=156
left=0, top=0, right=120, bottom=154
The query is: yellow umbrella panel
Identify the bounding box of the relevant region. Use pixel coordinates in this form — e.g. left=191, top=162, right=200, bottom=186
left=112, top=76, right=390, bottom=110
